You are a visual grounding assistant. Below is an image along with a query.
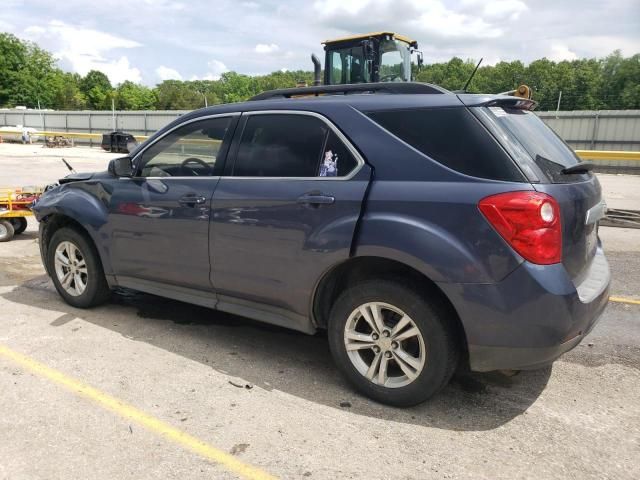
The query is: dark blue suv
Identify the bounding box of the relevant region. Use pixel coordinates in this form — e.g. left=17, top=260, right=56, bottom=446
left=34, top=83, right=610, bottom=406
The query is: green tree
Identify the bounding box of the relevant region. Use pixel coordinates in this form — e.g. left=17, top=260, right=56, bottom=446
left=0, top=33, right=28, bottom=107
left=0, top=33, right=61, bottom=108
left=50, top=72, right=87, bottom=110
left=154, top=80, right=203, bottom=110
left=115, top=81, right=156, bottom=110
left=80, top=70, right=113, bottom=109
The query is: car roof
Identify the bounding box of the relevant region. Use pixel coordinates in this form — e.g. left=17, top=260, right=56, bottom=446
left=181, top=90, right=515, bottom=119
left=149, top=90, right=523, bottom=144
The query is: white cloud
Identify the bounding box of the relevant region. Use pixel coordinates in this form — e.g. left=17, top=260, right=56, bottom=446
left=547, top=44, right=578, bottom=62
left=463, top=0, right=528, bottom=20
left=156, top=65, right=183, bottom=81
left=313, top=0, right=504, bottom=40
left=22, top=20, right=142, bottom=84
left=255, top=43, right=280, bottom=54
left=191, top=59, right=229, bottom=80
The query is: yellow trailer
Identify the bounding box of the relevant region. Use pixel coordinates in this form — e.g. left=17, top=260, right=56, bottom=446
left=0, top=187, right=43, bottom=242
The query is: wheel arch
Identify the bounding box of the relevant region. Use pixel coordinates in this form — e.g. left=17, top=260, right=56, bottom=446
left=311, top=256, right=469, bottom=360
left=35, top=186, right=112, bottom=277
left=39, top=213, right=111, bottom=280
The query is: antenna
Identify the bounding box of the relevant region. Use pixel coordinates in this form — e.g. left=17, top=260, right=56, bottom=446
left=61, top=158, right=76, bottom=173
left=462, top=58, right=483, bottom=92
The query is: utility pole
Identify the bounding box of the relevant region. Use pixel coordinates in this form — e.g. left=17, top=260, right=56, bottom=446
left=112, top=98, right=116, bottom=131
left=556, top=91, right=562, bottom=112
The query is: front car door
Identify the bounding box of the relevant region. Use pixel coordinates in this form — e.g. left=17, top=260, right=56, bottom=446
left=210, top=110, right=371, bottom=332
left=107, top=113, right=238, bottom=292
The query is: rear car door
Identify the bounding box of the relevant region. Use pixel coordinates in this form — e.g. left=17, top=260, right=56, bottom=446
left=107, top=114, right=237, bottom=291
left=210, top=111, right=371, bottom=327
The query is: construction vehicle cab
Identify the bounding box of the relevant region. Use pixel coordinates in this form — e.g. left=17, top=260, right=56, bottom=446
left=314, top=32, right=421, bottom=85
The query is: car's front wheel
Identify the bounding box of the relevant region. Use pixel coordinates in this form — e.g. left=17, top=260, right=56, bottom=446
left=328, top=279, right=458, bottom=407
left=47, top=227, right=111, bottom=308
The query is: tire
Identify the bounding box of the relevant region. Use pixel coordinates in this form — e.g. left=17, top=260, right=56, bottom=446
left=0, top=220, right=15, bottom=242
left=47, top=227, right=111, bottom=308
left=328, top=279, right=459, bottom=407
left=10, top=217, right=27, bottom=235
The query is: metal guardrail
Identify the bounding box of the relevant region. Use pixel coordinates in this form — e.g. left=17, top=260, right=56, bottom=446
left=575, top=150, right=640, bottom=161
left=601, top=209, right=640, bottom=229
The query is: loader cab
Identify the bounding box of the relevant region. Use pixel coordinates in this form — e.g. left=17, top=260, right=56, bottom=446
left=323, top=32, right=420, bottom=85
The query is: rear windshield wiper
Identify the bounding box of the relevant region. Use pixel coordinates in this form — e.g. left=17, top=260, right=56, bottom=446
left=562, top=161, right=595, bottom=174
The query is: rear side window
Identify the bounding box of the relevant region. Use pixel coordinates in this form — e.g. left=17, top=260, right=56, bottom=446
left=233, top=114, right=359, bottom=178
left=366, top=107, right=524, bottom=182
left=476, top=107, right=590, bottom=183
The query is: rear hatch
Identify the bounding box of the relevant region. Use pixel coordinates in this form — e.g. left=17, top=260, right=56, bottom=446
left=470, top=101, right=604, bottom=281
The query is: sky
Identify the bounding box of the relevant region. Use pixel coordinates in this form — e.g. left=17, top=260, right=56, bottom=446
left=1, top=0, right=639, bottom=86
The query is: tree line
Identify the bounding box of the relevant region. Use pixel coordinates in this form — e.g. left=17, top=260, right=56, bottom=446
left=1, top=32, right=638, bottom=112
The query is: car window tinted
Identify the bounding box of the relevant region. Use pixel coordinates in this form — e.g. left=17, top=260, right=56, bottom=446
left=478, top=107, right=590, bottom=183
left=320, top=131, right=358, bottom=177
left=367, top=107, right=524, bottom=182
left=138, top=116, right=232, bottom=177
left=233, top=114, right=329, bottom=177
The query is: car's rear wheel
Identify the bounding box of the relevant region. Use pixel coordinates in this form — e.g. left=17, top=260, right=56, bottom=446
left=10, top=217, right=28, bottom=235
left=0, top=220, right=15, bottom=242
left=328, top=279, right=458, bottom=406
left=47, top=227, right=111, bottom=308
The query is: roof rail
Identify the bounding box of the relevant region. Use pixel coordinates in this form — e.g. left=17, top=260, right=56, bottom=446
left=250, top=82, right=448, bottom=101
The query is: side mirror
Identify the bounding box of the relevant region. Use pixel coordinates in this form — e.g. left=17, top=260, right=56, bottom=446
left=109, top=156, right=133, bottom=177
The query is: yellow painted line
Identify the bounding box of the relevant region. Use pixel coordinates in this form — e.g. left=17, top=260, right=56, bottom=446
left=576, top=150, right=640, bottom=161
left=0, top=344, right=278, bottom=480
left=609, top=296, right=640, bottom=305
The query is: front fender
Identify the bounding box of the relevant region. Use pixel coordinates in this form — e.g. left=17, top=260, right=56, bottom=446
left=34, top=184, right=112, bottom=273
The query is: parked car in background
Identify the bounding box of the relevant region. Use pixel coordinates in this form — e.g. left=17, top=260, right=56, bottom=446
left=33, top=83, right=610, bottom=406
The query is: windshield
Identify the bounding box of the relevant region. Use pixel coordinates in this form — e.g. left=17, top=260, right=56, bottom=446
left=379, top=39, right=411, bottom=82
left=476, top=106, right=590, bottom=183
left=327, top=46, right=371, bottom=84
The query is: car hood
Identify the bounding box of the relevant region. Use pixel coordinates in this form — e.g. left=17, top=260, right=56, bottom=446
left=59, top=170, right=111, bottom=184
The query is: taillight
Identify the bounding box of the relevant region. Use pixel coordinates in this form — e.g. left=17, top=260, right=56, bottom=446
left=479, top=191, right=562, bottom=265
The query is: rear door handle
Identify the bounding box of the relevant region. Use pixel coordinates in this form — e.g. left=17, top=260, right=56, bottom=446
left=179, top=194, right=207, bottom=207
left=296, top=193, right=335, bottom=206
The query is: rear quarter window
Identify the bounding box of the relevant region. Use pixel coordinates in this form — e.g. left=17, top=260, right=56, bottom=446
left=366, top=107, right=524, bottom=182
left=475, top=107, right=591, bottom=184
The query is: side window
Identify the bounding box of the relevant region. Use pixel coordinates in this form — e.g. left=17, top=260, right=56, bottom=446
left=330, top=51, right=343, bottom=84
left=138, top=116, right=232, bottom=177
left=234, top=114, right=328, bottom=177
left=233, top=114, right=360, bottom=178
left=367, top=108, right=524, bottom=182
left=319, top=131, right=358, bottom=177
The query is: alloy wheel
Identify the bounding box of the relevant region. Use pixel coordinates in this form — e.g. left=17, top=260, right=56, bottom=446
left=344, top=302, right=426, bottom=388
left=54, top=241, right=88, bottom=296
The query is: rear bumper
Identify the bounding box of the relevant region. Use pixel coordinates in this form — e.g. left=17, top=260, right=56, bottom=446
left=438, top=246, right=610, bottom=372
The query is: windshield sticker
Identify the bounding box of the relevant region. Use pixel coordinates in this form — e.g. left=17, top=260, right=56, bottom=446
left=488, top=106, right=507, bottom=117
left=320, top=150, right=338, bottom=177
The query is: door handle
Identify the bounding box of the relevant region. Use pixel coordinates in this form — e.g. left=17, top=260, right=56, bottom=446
left=296, top=192, right=335, bottom=206
left=179, top=194, right=207, bottom=207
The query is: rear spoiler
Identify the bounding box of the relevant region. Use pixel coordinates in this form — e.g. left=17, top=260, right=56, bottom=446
left=484, top=97, right=538, bottom=111
left=457, top=94, right=538, bottom=111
